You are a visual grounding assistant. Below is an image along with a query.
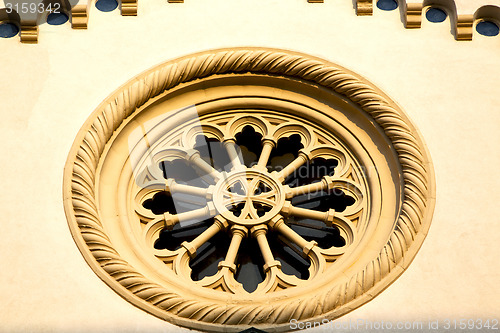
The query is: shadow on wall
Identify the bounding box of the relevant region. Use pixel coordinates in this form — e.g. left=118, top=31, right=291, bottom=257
left=475, top=5, right=500, bottom=36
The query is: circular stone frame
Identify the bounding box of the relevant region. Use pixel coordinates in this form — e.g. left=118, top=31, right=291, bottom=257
left=63, top=48, right=435, bottom=332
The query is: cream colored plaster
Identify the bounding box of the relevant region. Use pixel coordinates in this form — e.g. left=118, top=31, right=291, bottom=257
left=455, top=0, right=500, bottom=14
left=0, top=0, right=499, bottom=331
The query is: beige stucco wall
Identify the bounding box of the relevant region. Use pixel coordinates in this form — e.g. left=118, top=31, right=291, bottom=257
left=1, top=1, right=499, bottom=331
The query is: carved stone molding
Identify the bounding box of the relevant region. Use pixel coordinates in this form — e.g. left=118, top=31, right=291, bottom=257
left=405, top=3, right=423, bottom=29
left=358, top=0, right=500, bottom=40
left=357, top=0, right=373, bottom=16
left=456, top=14, right=475, bottom=40
left=70, top=3, right=89, bottom=29
left=63, top=48, right=435, bottom=332
left=19, top=23, right=37, bottom=43
left=121, top=0, right=138, bottom=16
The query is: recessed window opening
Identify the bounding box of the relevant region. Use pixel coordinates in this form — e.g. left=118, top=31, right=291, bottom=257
left=154, top=219, right=212, bottom=251
left=95, top=0, right=118, bottom=12
left=426, top=7, right=447, bottom=23
left=160, top=159, right=209, bottom=188
left=268, top=232, right=311, bottom=280
left=476, top=20, right=500, bottom=36
left=285, top=158, right=338, bottom=188
left=194, top=135, right=232, bottom=172
left=143, top=191, right=177, bottom=215
left=0, top=22, right=19, bottom=38
left=291, top=188, right=355, bottom=213
left=235, top=125, right=263, bottom=167
left=47, top=12, right=69, bottom=25
left=267, top=134, right=304, bottom=172
left=234, top=237, right=266, bottom=293
left=377, top=0, right=398, bottom=11
left=190, top=231, right=231, bottom=281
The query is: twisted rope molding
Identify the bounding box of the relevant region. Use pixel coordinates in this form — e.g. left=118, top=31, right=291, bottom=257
left=64, top=48, right=434, bottom=331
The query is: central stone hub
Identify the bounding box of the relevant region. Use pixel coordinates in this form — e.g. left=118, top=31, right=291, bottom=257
left=213, top=169, right=285, bottom=226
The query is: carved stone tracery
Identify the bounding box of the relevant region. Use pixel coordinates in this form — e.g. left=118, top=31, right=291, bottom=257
left=132, top=114, right=364, bottom=296
left=63, top=49, right=435, bottom=332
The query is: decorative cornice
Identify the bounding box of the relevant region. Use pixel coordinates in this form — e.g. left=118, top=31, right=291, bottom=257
left=405, top=3, right=423, bottom=29
left=63, top=48, right=435, bottom=331
left=1, top=0, right=499, bottom=43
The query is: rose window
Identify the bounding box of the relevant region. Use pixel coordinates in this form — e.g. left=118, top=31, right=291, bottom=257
left=64, top=49, right=435, bottom=332
left=133, top=115, right=365, bottom=294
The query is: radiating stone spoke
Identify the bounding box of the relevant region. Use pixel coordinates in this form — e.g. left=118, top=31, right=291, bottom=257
left=280, top=201, right=335, bottom=226
left=223, top=139, right=245, bottom=171
left=284, top=175, right=335, bottom=199
left=268, top=217, right=318, bottom=255
left=166, top=179, right=212, bottom=198
left=274, top=150, right=309, bottom=182
left=163, top=202, right=217, bottom=230
left=187, top=150, right=223, bottom=183
left=218, top=226, right=247, bottom=273
left=181, top=217, right=229, bottom=258
left=251, top=225, right=281, bottom=273
left=197, top=224, right=247, bottom=294
left=254, top=138, right=275, bottom=171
